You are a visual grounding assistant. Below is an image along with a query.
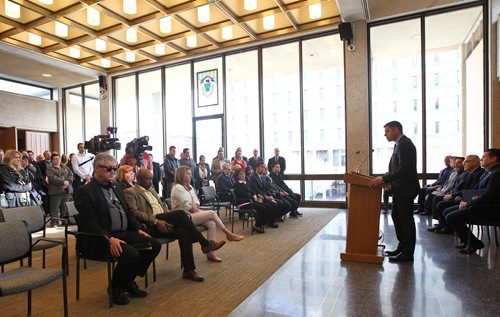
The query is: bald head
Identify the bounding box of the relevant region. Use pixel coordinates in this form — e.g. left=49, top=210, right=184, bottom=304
left=136, top=168, right=153, bottom=190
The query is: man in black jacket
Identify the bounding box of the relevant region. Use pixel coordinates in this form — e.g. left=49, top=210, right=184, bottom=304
left=445, top=148, right=500, bottom=254
left=162, top=146, right=179, bottom=199
left=75, top=153, right=161, bottom=305
left=247, top=162, right=282, bottom=227
left=269, top=162, right=302, bottom=217
left=369, top=121, right=420, bottom=263
left=267, top=148, right=286, bottom=178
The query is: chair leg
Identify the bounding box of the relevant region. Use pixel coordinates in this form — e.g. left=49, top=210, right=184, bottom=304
left=43, top=249, right=46, bottom=268
left=76, top=256, right=80, bottom=300
left=153, top=259, right=157, bottom=282
left=144, top=269, right=149, bottom=288
left=107, top=262, right=113, bottom=308
left=62, top=264, right=68, bottom=317
left=495, top=226, right=499, bottom=247
left=166, top=243, right=169, bottom=260
left=28, top=290, right=32, bottom=317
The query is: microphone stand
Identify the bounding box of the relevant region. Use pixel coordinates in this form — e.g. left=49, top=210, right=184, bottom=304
left=355, top=149, right=374, bottom=174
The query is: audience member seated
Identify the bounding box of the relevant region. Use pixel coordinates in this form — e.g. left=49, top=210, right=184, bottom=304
left=247, top=162, right=282, bottom=228
left=428, top=155, right=484, bottom=233
left=248, top=148, right=263, bottom=171
left=74, top=153, right=160, bottom=305
left=444, top=148, right=500, bottom=254
left=194, top=155, right=211, bottom=193
left=0, top=150, right=35, bottom=208
left=269, top=162, right=302, bottom=218
left=211, top=148, right=230, bottom=183
left=422, top=157, right=464, bottom=215
left=216, top=163, right=235, bottom=202
left=414, top=155, right=453, bottom=214
left=0, top=149, right=4, bottom=165
left=46, top=153, right=74, bottom=228
left=116, top=165, right=135, bottom=193
left=170, top=166, right=244, bottom=262
left=232, top=148, right=247, bottom=170
left=245, top=165, right=254, bottom=182
left=233, top=168, right=271, bottom=234
left=124, top=168, right=226, bottom=282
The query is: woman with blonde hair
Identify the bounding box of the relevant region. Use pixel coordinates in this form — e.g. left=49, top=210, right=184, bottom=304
left=0, top=150, right=33, bottom=208
left=171, top=166, right=244, bottom=262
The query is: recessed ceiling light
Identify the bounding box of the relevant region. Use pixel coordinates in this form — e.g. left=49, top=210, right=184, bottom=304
left=126, top=28, right=137, bottom=43
left=187, top=35, right=197, bottom=48
left=28, top=32, right=42, bottom=46
left=160, top=16, right=172, bottom=33
left=263, top=15, right=275, bottom=30
left=123, top=0, right=137, bottom=15
left=198, top=4, right=210, bottom=23
left=87, top=7, right=100, bottom=26
left=5, top=0, right=21, bottom=19
left=39, top=0, right=53, bottom=5
left=55, top=21, right=68, bottom=37
left=125, top=51, right=135, bottom=62
left=42, top=73, right=52, bottom=77
left=222, top=26, right=233, bottom=40
left=69, top=47, right=80, bottom=58
left=95, top=38, right=107, bottom=51
left=309, top=3, right=322, bottom=20
left=244, top=0, right=257, bottom=11
left=101, top=59, right=111, bottom=68
left=155, top=43, right=166, bottom=55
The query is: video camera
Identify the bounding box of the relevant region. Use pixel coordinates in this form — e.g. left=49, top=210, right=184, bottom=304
left=84, top=127, right=121, bottom=154
left=125, top=136, right=152, bottom=162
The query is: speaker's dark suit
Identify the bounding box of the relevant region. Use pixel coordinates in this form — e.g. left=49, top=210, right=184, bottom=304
left=382, top=135, right=419, bottom=256
left=75, top=179, right=160, bottom=289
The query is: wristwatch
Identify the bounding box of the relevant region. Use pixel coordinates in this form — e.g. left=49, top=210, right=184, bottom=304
left=154, top=219, right=158, bottom=225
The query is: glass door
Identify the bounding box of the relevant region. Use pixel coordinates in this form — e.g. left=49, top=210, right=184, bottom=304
left=194, top=116, right=223, bottom=162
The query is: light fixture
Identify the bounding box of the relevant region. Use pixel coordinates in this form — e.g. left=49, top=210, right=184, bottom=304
left=55, top=21, right=68, bottom=37
left=87, top=7, right=100, bottom=26
left=101, top=58, right=111, bottom=68
left=159, top=16, right=172, bottom=33
left=42, top=73, right=52, bottom=77
left=123, top=0, right=136, bottom=15
left=155, top=43, right=165, bottom=55
left=39, top=0, right=53, bottom=5
left=244, top=0, right=257, bottom=11
left=198, top=4, right=210, bottom=23
left=125, top=51, right=135, bottom=62
left=5, top=0, right=21, bottom=19
left=126, top=28, right=137, bottom=43
left=69, top=47, right=80, bottom=58
left=263, top=15, right=275, bottom=30
left=222, top=25, right=233, bottom=40
left=186, top=35, right=197, bottom=48
left=28, top=32, right=42, bottom=46
left=95, top=38, right=107, bottom=51
left=309, top=3, right=322, bottom=19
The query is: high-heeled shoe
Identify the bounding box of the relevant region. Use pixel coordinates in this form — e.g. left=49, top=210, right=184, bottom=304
left=226, top=232, right=244, bottom=241
left=252, top=226, right=265, bottom=234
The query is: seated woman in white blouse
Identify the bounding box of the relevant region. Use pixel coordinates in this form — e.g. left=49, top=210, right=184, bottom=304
left=171, top=166, right=244, bottom=262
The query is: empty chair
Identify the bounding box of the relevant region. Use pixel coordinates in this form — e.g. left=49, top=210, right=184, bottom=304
left=199, top=185, right=231, bottom=217
left=0, top=220, right=68, bottom=316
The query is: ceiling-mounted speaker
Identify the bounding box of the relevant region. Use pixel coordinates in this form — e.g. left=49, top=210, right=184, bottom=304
left=338, top=22, right=353, bottom=42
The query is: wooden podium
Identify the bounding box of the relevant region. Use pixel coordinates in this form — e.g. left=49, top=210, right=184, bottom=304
left=341, top=172, right=384, bottom=264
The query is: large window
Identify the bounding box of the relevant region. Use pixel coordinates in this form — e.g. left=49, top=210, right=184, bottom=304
left=263, top=43, right=301, bottom=174
left=139, top=70, right=163, bottom=160
left=115, top=75, right=137, bottom=160
left=370, top=5, right=484, bottom=177
left=84, top=83, right=100, bottom=139
left=303, top=35, right=345, bottom=175
left=0, top=78, right=52, bottom=99
left=226, top=51, right=259, bottom=160
left=165, top=64, right=192, bottom=154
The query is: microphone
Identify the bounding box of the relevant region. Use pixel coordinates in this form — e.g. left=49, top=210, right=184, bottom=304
left=355, top=149, right=374, bottom=174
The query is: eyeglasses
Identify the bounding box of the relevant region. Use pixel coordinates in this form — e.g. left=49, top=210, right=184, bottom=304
left=99, top=165, right=118, bottom=172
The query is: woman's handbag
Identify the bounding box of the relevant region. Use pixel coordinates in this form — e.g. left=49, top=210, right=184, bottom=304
left=30, top=190, right=43, bottom=206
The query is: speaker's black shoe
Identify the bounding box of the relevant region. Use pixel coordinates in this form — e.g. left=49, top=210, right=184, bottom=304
left=455, top=243, right=467, bottom=249
left=268, top=223, right=279, bottom=228
left=295, top=211, right=303, bottom=217
left=427, top=224, right=444, bottom=232
left=384, top=249, right=401, bottom=257
left=435, top=227, right=453, bottom=234
left=388, top=253, right=414, bottom=263
left=123, top=282, right=147, bottom=298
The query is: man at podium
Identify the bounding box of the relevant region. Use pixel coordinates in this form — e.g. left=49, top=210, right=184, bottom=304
left=369, top=121, right=420, bottom=263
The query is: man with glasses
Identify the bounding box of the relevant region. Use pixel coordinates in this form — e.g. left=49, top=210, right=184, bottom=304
left=75, top=153, right=161, bottom=305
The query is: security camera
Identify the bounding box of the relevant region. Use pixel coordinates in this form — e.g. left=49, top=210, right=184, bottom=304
left=348, top=44, right=356, bottom=52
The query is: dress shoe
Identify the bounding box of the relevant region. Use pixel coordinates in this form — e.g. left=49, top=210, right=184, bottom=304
left=123, top=282, right=147, bottom=298
left=206, top=253, right=222, bottom=262
left=435, top=227, right=453, bottom=234
left=183, top=270, right=205, bottom=282
left=455, top=243, right=467, bottom=249
left=289, top=212, right=298, bottom=219
left=295, top=211, right=303, bottom=217
left=108, top=287, right=130, bottom=305
left=384, top=249, right=401, bottom=257
left=413, top=209, right=423, bottom=214
left=427, top=224, right=444, bottom=232
left=201, top=240, right=226, bottom=254
left=268, top=223, right=279, bottom=228
left=459, top=241, right=485, bottom=254
left=252, top=226, right=265, bottom=234
left=388, top=253, right=414, bottom=263
left=226, top=232, right=244, bottom=242
left=420, top=210, right=432, bottom=216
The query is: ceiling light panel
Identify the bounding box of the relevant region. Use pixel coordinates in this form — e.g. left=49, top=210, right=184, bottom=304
left=55, top=21, right=68, bottom=37
left=198, top=4, right=210, bottom=23
left=5, top=0, right=20, bottom=19
left=39, top=0, right=53, bottom=5
left=123, top=0, right=137, bottom=15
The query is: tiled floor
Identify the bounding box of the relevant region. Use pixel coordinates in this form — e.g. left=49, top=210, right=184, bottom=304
left=230, top=209, right=500, bottom=316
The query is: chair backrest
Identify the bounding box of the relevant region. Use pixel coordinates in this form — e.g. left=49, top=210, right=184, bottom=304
left=0, top=220, right=31, bottom=265
left=0, top=205, right=45, bottom=233
left=65, top=201, right=79, bottom=225
left=201, top=186, right=216, bottom=198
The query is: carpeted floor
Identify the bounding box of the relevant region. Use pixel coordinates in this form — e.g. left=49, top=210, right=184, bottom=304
left=1, top=208, right=339, bottom=317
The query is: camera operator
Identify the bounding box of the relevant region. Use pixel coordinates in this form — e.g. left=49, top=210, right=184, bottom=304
left=71, top=143, right=94, bottom=191
left=120, top=152, right=152, bottom=172
left=120, top=137, right=153, bottom=172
